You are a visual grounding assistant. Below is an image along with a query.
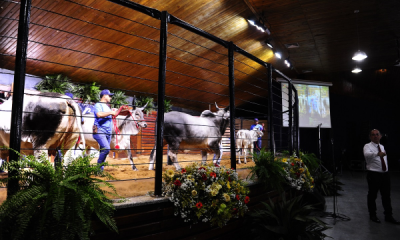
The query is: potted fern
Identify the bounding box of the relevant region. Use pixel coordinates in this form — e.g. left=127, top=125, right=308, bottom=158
left=110, top=90, right=129, bottom=108
left=0, top=151, right=120, bottom=240
left=35, top=74, right=80, bottom=96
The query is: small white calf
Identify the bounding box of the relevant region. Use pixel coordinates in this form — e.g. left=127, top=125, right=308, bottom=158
left=236, top=129, right=263, bottom=164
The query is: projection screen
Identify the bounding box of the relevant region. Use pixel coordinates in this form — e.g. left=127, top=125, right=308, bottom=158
left=282, top=82, right=331, bottom=128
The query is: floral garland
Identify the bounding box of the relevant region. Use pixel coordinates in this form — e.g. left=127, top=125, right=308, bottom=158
left=162, top=163, right=250, bottom=227
left=279, top=155, right=314, bottom=192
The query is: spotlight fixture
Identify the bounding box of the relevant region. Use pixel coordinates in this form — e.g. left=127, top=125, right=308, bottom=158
left=274, top=51, right=282, bottom=59
left=351, top=66, right=362, bottom=73
left=265, top=39, right=273, bottom=48
left=352, top=10, right=367, bottom=61
left=284, top=58, right=291, bottom=68
left=352, top=50, right=368, bottom=61
left=247, top=19, right=265, bottom=33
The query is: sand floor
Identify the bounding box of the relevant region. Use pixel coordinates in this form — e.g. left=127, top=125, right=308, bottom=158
left=0, top=153, right=256, bottom=202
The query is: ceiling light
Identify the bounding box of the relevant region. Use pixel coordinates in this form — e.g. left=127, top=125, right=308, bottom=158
left=275, top=52, right=282, bottom=59
left=265, top=39, right=273, bottom=48
left=284, top=58, right=291, bottom=67
left=352, top=50, right=368, bottom=61
left=247, top=18, right=269, bottom=34
left=352, top=66, right=362, bottom=73
left=352, top=10, right=367, bottom=61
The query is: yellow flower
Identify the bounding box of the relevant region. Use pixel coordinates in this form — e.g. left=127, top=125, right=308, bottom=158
left=311, top=185, right=314, bottom=189
left=299, top=168, right=304, bottom=173
left=226, top=182, right=231, bottom=189
left=211, top=189, right=219, bottom=196
left=192, top=190, right=197, bottom=196
left=223, top=193, right=230, bottom=202
left=282, top=158, right=287, bottom=163
left=187, top=175, right=194, bottom=181
left=295, top=158, right=300, bottom=162
left=211, top=182, right=222, bottom=190
left=166, top=169, right=175, bottom=178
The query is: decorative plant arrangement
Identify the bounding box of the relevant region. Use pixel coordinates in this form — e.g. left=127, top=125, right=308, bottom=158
left=280, top=155, right=315, bottom=192
left=245, top=194, right=330, bottom=240
left=110, top=90, right=129, bottom=108
left=135, top=96, right=155, bottom=115
left=248, top=149, right=286, bottom=191
left=35, top=74, right=79, bottom=95
left=0, top=151, right=120, bottom=240
left=162, top=163, right=250, bottom=227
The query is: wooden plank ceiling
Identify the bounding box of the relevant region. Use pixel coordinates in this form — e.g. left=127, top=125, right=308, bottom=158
left=1, top=0, right=400, bottom=113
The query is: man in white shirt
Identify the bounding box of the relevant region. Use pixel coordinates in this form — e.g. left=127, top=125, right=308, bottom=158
left=363, top=129, right=399, bottom=224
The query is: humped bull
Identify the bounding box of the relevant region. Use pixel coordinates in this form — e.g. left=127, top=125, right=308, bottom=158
left=236, top=129, right=263, bottom=164
left=149, top=103, right=230, bottom=170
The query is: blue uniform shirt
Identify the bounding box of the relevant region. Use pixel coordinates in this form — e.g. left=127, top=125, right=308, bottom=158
left=250, top=124, right=263, bottom=140
left=93, top=102, right=112, bottom=134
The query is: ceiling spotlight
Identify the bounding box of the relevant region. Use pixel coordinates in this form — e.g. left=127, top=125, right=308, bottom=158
left=275, top=52, right=282, bottom=59
left=352, top=50, right=368, bottom=61
left=352, top=66, right=362, bottom=73
left=352, top=10, right=367, bottom=61
left=265, top=39, right=273, bottom=48
left=247, top=19, right=268, bottom=33
left=284, top=58, right=291, bottom=67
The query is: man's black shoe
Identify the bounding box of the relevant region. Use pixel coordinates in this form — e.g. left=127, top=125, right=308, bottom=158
left=385, top=216, right=400, bottom=225
left=370, top=216, right=381, bottom=223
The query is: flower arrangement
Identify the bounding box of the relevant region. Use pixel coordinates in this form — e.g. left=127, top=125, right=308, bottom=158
left=162, top=163, right=250, bottom=227
left=279, top=155, right=314, bottom=192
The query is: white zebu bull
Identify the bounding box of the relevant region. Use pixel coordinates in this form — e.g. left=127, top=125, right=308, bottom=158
left=82, top=104, right=147, bottom=171
left=236, top=129, right=263, bottom=164
left=149, top=104, right=230, bottom=170
left=0, top=92, right=85, bottom=163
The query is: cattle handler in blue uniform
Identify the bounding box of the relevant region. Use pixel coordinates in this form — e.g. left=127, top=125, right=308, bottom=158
left=93, top=89, right=117, bottom=171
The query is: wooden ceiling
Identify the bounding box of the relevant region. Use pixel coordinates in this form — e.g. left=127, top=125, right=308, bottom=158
left=1, top=0, right=400, bottom=113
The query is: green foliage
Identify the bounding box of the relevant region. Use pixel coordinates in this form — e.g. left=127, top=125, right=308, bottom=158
left=245, top=194, right=330, bottom=240
left=136, top=96, right=155, bottom=115
left=313, top=171, right=344, bottom=196
left=80, top=82, right=101, bottom=103
left=248, top=149, right=286, bottom=191
left=110, top=90, right=129, bottom=108
left=299, top=151, right=320, bottom=173
left=164, top=99, right=173, bottom=113
left=0, top=151, right=120, bottom=240
left=35, top=74, right=79, bottom=96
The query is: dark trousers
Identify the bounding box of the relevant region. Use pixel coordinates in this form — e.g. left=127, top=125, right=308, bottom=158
left=366, top=171, right=393, bottom=217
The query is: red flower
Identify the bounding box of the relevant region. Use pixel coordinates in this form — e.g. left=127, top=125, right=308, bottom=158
left=174, top=179, right=182, bottom=186
left=236, top=195, right=240, bottom=201
left=214, top=163, right=220, bottom=167
left=291, top=163, right=295, bottom=166
left=228, top=176, right=232, bottom=182
left=181, top=168, right=186, bottom=174
left=199, top=167, right=206, bottom=171
left=201, top=174, right=207, bottom=181
left=295, top=173, right=301, bottom=178
left=210, top=172, right=217, bottom=178
left=232, top=208, right=238, bottom=214
left=244, top=196, right=250, bottom=204
left=196, top=202, right=203, bottom=209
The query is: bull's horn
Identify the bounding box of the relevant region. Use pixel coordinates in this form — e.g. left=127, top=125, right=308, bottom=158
left=138, top=101, right=149, bottom=111
left=215, top=102, right=219, bottom=110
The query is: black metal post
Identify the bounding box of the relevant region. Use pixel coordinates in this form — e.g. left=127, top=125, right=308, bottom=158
left=294, top=88, right=300, bottom=157
left=288, top=81, right=293, bottom=155
left=154, top=11, right=168, bottom=197
left=228, top=42, right=236, bottom=170
left=267, top=63, right=275, bottom=155
left=7, top=0, right=32, bottom=198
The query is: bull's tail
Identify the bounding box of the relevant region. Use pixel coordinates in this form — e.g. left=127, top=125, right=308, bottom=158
left=68, top=100, right=85, bottom=152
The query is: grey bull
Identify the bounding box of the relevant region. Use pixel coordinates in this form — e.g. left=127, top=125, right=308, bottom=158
left=82, top=104, right=147, bottom=171
left=0, top=92, right=85, bottom=162
left=236, top=129, right=263, bottom=164
left=149, top=104, right=230, bottom=170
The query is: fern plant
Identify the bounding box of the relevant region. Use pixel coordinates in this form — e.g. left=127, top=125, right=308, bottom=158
left=299, top=151, right=320, bottom=173
left=136, top=96, right=155, bottom=115
left=248, top=149, right=286, bottom=192
left=79, top=82, right=101, bottom=103
left=110, top=90, right=129, bottom=108
left=245, top=194, right=330, bottom=240
left=0, top=151, right=120, bottom=240
left=313, top=171, right=344, bottom=196
left=35, top=74, right=78, bottom=95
